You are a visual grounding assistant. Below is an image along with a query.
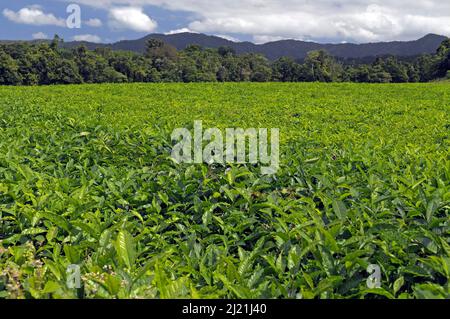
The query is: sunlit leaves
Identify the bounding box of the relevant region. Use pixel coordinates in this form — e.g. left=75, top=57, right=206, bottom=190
left=0, top=83, right=448, bottom=299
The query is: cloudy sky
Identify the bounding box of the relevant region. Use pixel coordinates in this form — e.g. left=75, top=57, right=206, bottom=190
left=1, top=0, right=449, bottom=44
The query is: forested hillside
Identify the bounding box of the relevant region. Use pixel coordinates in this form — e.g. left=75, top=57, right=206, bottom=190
left=0, top=36, right=449, bottom=85
left=58, top=33, right=448, bottom=60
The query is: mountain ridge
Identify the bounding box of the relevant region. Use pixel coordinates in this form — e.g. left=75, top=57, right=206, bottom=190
left=3, top=33, right=448, bottom=61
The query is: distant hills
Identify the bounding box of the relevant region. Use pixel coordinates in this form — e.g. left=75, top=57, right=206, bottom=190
left=4, top=33, right=449, bottom=61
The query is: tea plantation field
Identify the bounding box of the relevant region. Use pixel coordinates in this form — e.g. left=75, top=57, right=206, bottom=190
left=0, top=83, right=449, bottom=299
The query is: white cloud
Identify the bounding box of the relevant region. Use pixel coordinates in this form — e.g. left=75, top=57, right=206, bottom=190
left=32, top=32, right=49, bottom=40
left=215, top=34, right=240, bottom=42
left=253, top=35, right=291, bottom=44
left=165, top=27, right=197, bottom=35
left=85, top=18, right=103, bottom=27
left=3, top=7, right=65, bottom=27
left=185, top=1, right=450, bottom=43
left=60, top=1, right=450, bottom=42
left=108, top=7, right=157, bottom=32
left=73, top=34, right=102, bottom=43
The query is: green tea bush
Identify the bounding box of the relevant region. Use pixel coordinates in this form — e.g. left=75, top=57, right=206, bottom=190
left=0, top=83, right=448, bottom=299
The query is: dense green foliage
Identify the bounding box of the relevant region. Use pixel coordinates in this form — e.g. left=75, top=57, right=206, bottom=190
left=0, top=37, right=449, bottom=85
left=0, top=83, right=449, bottom=299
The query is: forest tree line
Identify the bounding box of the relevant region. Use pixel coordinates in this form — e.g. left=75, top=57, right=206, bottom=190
left=0, top=36, right=449, bottom=85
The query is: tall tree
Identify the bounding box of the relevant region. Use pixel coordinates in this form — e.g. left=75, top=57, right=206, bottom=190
left=272, top=57, right=301, bottom=82
left=301, top=50, right=343, bottom=82
left=435, top=39, right=450, bottom=78
left=0, top=51, right=22, bottom=85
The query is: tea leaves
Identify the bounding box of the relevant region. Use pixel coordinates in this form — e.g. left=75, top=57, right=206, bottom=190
left=0, top=83, right=449, bottom=299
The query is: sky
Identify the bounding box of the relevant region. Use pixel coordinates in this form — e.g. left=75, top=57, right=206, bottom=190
left=1, top=0, right=450, bottom=44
